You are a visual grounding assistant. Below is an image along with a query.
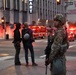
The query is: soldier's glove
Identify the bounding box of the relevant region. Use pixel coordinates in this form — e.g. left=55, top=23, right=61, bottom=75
left=45, top=59, right=50, bottom=66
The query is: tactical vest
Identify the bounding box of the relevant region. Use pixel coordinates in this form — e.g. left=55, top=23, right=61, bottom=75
left=54, top=28, right=69, bottom=56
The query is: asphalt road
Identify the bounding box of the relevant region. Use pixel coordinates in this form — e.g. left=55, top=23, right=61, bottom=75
left=0, top=39, right=76, bottom=71
left=0, top=39, right=76, bottom=58
left=0, top=39, right=47, bottom=58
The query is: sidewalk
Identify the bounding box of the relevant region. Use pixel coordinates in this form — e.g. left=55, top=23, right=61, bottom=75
left=0, top=57, right=76, bottom=75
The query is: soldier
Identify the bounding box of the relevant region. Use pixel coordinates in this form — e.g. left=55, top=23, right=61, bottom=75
left=45, top=14, right=69, bottom=75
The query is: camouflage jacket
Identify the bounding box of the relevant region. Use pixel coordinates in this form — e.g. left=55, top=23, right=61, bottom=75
left=49, top=27, right=68, bottom=62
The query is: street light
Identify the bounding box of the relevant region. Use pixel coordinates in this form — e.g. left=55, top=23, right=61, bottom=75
left=56, top=0, right=61, bottom=5
left=3, top=0, right=9, bottom=40
left=1, top=17, right=5, bottom=24
left=1, top=17, right=5, bottom=29
left=46, top=20, right=48, bottom=26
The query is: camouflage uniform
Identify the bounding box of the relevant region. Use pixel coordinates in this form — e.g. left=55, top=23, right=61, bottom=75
left=48, top=14, right=68, bottom=75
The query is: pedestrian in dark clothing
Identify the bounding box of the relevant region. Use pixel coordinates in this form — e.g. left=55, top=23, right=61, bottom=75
left=12, top=23, right=21, bottom=65
left=22, top=22, right=38, bottom=66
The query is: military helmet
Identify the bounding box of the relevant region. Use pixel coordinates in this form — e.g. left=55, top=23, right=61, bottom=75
left=54, top=14, right=66, bottom=25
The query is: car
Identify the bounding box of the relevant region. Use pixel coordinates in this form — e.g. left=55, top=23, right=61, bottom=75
left=68, top=32, right=75, bottom=41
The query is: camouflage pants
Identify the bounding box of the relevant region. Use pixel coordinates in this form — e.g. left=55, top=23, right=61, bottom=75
left=50, top=58, right=66, bottom=75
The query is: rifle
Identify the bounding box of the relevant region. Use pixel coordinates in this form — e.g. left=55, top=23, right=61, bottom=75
left=45, top=57, right=49, bottom=75
left=45, top=65, right=47, bottom=75
left=44, top=35, right=53, bottom=75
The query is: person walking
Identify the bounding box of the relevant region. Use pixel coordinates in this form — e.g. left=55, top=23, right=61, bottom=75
left=12, top=23, right=21, bottom=65
left=45, top=14, right=69, bottom=75
left=21, top=22, right=38, bottom=66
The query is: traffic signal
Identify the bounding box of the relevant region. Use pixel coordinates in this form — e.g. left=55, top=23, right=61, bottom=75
left=1, top=17, right=5, bottom=24
left=1, top=17, right=5, bottom=29
left=56, top=0, right=61, bottom=5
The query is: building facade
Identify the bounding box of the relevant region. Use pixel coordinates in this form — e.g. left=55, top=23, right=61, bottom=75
left=0, top=0, right=65, bottom=39
left=0, top=0, right=27, bottom=24
left=65, top=0, right=76, bottom=23
left=28, top=0, right=65, bottom=24
left=0, top=0, right=65, bottom=24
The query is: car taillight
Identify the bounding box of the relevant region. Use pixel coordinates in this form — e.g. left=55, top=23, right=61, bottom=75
left=38, top=26, right=41, bottom=29
left=68, top=35, right=70, bottom=38
left=32, top=29, right=35, bottom=31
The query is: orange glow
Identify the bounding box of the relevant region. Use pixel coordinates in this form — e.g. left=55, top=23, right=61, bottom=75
left=0, top=25, right=4, bottom=38
left=0, top=24, right=15, bottom=39
left=28, top=25, right=47, bottom=38
left=0, top=24, right=47, bottom=39
left=1, top=19, right=4, bottom=23
left=57, top=0, right=60, bottom=2
left=0, top=54, right=9, bottom=56
left=1, top=17, right=5, bottom=23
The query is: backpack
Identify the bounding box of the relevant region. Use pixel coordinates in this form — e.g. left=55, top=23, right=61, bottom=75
left=24, top=33, right=30, bottom=40
left=23, top=28, right=35, bottom=42
left=23, top=29, right=30, bottom=40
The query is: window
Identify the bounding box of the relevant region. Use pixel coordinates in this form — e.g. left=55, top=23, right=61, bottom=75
left=14, top=0, right=19, bottom=10
left=5, top=0, right=10, bottom=9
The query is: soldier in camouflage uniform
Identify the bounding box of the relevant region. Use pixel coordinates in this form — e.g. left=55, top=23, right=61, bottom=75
left=46, top=14, right=69, bottom=75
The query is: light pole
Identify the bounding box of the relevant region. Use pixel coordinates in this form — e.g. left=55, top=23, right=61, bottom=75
left=3, top=0, right=6, bottom=39
left=65, top=4, right=68, bottom=18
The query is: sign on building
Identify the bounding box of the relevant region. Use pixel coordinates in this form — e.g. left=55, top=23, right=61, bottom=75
left=29, top=0, right=33, bottom=14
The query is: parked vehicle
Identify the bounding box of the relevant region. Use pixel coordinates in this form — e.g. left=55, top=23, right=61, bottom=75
left=29, top=25, right=47, bottom=39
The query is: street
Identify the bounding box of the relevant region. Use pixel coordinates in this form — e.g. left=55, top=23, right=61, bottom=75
left=0, top=39, right=47, bottom=58
left=0, top=39, right=76, bottom=59
left=0, top=39, right=76, bottom=75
